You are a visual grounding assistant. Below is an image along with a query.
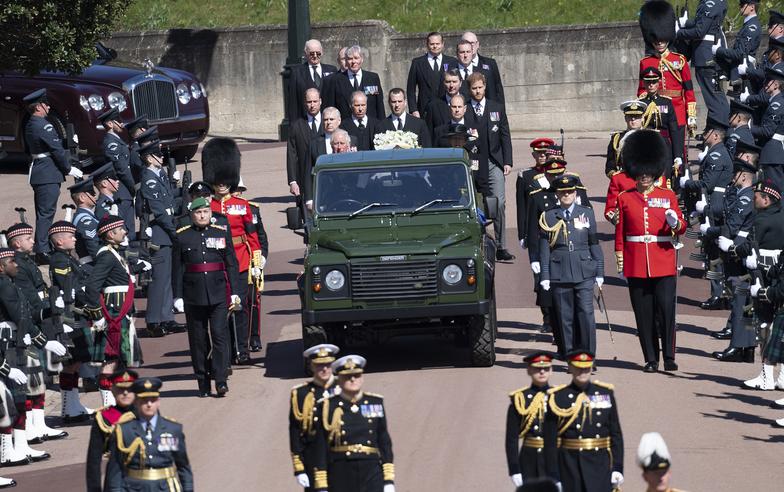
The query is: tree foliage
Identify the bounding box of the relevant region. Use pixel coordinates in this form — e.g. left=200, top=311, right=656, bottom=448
left=0, top=0, right=133, bottom=75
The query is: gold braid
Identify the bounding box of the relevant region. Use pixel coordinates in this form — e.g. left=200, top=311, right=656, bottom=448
left=548, top=392, right=590, bottom=435
left=291, top=389, right=317, bottom=435
left=538, top=212, right=568, bottom=247
left=513, top=391, right=546, bottom=438
left=322, top=398, right=344, bottom=446
left=658, top=49, right=683, bottom=83
left=113, top=424, right=146, bottom=466
left=641, top=100, right=662, bottom=129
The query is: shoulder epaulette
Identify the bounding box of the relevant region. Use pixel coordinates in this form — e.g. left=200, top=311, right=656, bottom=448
left=532, top=172, right=545, bottom=180
left=291, top=382, right=307, bottom=392
left=176, top=225, right=190, bottom=233
left=161, top=415, right=179, bottom=424
left=529, top=188, right=544, bottom=195
left=116, top=411, right=135, bottom=425
left=363, top=391, right=384, bottom=399
left=678, top=53, right=687, bottom=64
left=547, top=384, right=568, bottom=395
left=617, top=189, right=630, bottom=198
left=566, top=171, right=581, bottom=177
left=508, top=386, right=531, bottom=397
left=210, top=224, right=227, bottom=231
left=593, top=380, right=615, bottom=391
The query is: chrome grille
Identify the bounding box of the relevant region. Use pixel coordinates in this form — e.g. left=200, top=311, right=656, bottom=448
left=351, top=259, right=438, bottom=300
left=131, top=80, right=177, bottom=121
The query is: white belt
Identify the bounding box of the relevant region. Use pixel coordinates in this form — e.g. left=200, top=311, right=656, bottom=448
left=32, top=152, right=50, bottom=159
left=37, top=292, right=45, bottom=300
left=626, top=235, right=672, bottom=243
left=79, top=257, right=93, bottom=265
left=760, top=249, right=782, bottom=258
left=713, top=187, right=726, bottom=193
left=703, top=34, right=715, bottom=42
left=772, top=134, right=784, bottom=142
left=103, top=286, right=129, bottom=294
left=737, top=231, right=749, bottom=238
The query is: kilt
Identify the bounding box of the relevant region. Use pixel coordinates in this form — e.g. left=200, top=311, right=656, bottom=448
left=763, top=312, right=784, bottom=363
left=25, top=349, right=45, bottom=396
left=92, top=306, right=142, bottom=368
left=69, top=318, right=97, bottom=363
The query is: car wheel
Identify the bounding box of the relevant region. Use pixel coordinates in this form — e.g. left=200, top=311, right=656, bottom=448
left=171, top=144, right=198, bottom=163
left=468, top=297, right=496, bottom=367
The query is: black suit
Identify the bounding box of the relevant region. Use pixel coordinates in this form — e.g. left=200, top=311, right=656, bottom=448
left=288, top=63, right=338, bottom=121
left=306, top=134, right=360, bottom=201
left=458, top=65, right=498, bottom=103
left=434, top=114, right=489, bottom=194
left=474, top=54, right=505, bottom=105
left=334, top=70, right=385, bottom=120
left=340, top=116, right=383, bottom=151
left=406, top=53, right=460, bottom=116
left=380, top=114, right=432, bottom=148
left=287, top=117, right=322, bottom=188
left=424, top=95, right=453, bottom=141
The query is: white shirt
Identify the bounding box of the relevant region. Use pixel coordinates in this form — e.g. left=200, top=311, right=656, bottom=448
left=451, top=118, right=465, bottom=125
left=349, top=69, right=363, bottom=87
left=308, top=113, right=321, bottom=129
left=325, top=133, right=333, bottom=154
left=309, top=63, right=322, bottom=80
left=471, top=54, right=480, bottom=67
left=392, top=113, right=407, bottom=129
left=353, top=115, right=368, bottom=128
left=473, top=98, right=486, bottom=116
left=427, top=53, right=442, bottom=71
left=460, top=65, right=472, bottom=78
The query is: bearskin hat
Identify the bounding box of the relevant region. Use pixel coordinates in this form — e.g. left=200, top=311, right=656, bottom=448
left=201, top=137, right=241, bottom=191
left=639, top=1, right=676, bottom=45
left=621, top=129, right=668, bottom=179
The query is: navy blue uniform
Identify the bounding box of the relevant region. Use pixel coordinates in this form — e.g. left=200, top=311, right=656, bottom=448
left=289, top=379, right=339, bottom=488
left=715, top=14, right=761, bottom=82
left=760, top=131, right=784, bottom=189
left=751, top=92, right=784, bottom=145
left=102, top=132, right=137, bottom=241
left=73, top=207, right=100, bottom=265
left=726, top=122, right=753, bottom=157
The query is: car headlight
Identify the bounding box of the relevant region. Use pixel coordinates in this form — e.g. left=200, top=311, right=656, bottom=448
left=88, top=94, right=105, bottom=111
left=176, top=83, right=191, bottom=104
left=190, top=82, right=202, bottom=100
left=107, top=92, right=127, bottom=111
left=79, top=95, right=90, bottom=111
left=442, top=264, right=463, bottom=285
left=325, top=270, right=345, bottom=291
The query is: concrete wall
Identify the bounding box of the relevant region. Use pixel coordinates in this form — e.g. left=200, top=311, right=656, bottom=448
left=108, top=20, right=690, bottom=137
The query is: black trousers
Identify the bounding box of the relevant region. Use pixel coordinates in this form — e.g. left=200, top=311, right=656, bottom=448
left=728, top=275, right=755, bottom=348
left=553, top=279, right=597, bottom=356
left=695, top=66, right=730, bottom=122
left=628, top=276, right=677, bottom=363
left=32, top=182, right=60, bottom=253
left=146, top=245, right=174, bottom=324
left=328, top=459, right=383, bottom=492
left=185, top=302, right=230, bottom=384
left=248, top=283, right=262, bottom=346
left=231, top=278, right=250, bottom=358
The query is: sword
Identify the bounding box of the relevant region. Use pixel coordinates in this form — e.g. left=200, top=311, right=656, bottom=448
left=595, top=285, right=618, bottom=360
left=228, top=308, right=241, bottom=363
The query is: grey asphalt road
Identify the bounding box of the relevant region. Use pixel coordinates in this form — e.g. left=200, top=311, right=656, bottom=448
left=2, top=134, right=780, bottom=492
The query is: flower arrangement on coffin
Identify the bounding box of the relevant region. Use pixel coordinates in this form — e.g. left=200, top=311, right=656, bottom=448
left=373, top=130, right=421, bottom=150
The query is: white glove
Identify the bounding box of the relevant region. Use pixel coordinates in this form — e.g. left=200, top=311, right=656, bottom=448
left=675, top=20, right=680, bottom=34
left=137, top=259, right=152, bottom=272
left=258, top=255, right=267, bottom=270
left=251, top=267, right=262, bottom=278
left=383, top=485, right=395, bottom=492
left=717, top=235, right=733, bottom=252
left=596, top=277, right=604, bottom=288
left=109, top=204, right=119, bottom=216
left=519, top=239, right=526, bottom=249
left=172, top=170, right=181, bottom=181
left=679, top=10, right=688, bottom=26
left=55, top=296, right=65, bottom=309
left=173, top=298, right=184, bottom=313
left=511, top=474, right=523, bottom=487
left=72, top=133, right=79, bottom=144
left=44, top=340, right=67, bottom=357
left=751, top=278, right=762, bottom=297
left=745, top=249, right=758, bottom=270
left=697, top=147, right=708, bottom=161
left=295, top=473, right=310, bottom=488
left=62, top=324, right=74, bottom=334
left=740, top=87, right=750, bottom=102
left=665, top=209, right=679, bottom=227
left=120, top=237, right=129, bottom=247
left=695, top=200, right=707, bottom=213
left=7, top=368, right=27, bottom=385
left=531, top=261, right=541, bottom=274
left=144, top=227, right=153, bottom=238
left=539, top=280, right=551, bottom=291
left=738, top=57, right=748, bottom=75
left=68, top=167, right=83, bottom=179
left=711, top=43, right=719, bottom=55
left=92, top=318, right=107, bottom=332
left=22, top=334, right=31, bottom=346
left=674, top=157, right=682, bottom=167
left=611, top=471, right=624, bottom=488
left=679, top=176, right=688, bottom=188
left=230, top=294, right=242, bottom=310
left=555, top=482, right=563, bottom=492
left=699, top=217, right=711, bottom=235
left=687, top=116, right=697, bottom=128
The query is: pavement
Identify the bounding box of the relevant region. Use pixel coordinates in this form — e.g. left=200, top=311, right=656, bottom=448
left=2, top=134, right=781, bottom=491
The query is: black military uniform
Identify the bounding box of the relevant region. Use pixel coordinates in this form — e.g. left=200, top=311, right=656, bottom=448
left=175, top=182, right=230, bottom=230
left=289, top=344, right=340, bottom=491
left=638, top=67, right=686, bottom=169
left=516, top=138, right=555, bottom=250
left=749, top=66, right=784, bottom=145
left=6, top=223, right=50, bottom=324
left=505, top=352, right=553, bottom=485
left=726, top=98, right=756, bottom=157
left=246, top=198, right=268, bottom=352
left=99, top=108, right=136, bottom=241
left=313, top=355, right=394, bottom=492
left=544, top=351, right=624, bottom=492
left=125, top=116, right=148, bottom=184
left=760, top=120, right=784, bottom=189
left=172, top=197, right=240, bottom=397
left=104, top=378, right=193, bottom=492
left=605, top=101, right=647, bottom=178
left=714, top=4, right=761, bottom=85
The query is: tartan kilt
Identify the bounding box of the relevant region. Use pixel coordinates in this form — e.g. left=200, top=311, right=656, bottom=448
left=93, top=305, right=143, bottom=368
left=763, top=312, right=784, bottom=363
left=69, top=317, right=97, bottom=363
left=25, top=349, right=45, bottom=396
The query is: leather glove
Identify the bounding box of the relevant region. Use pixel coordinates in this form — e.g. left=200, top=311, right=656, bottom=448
left=383, top=485, right=395, bottom=492
left=665, top=209, right=679, bottom=227
left=711, top=43, right=719, bottom=55
left=144, top=227, right=153, bottom=238
left=519, top=238, right=526, bottom=249
left=258, top=255, right=267, bottom=270
left=92, top=318, right=107, bottom=332
left=7, top=368, right=27, bottom=385
left=230, top=294, right=242, bottom=310
left=137, top=259, right=152, bottom=272
left=55, top=296, right=65, bottom=309
left=699, top=217, right=711, bottom=235
left=596, top=277, right=604, bottom=288
left=530, top=261, right=541, bottom=274
left=251, top=267, right=262, bottom=278
left=745, top=249, right=758, bottom=270
left=695, top=200, right=707, bottom=213
left=511, top=474, right=523, bottom=487
left=172, top=170, right=181, bottom=181
left=611, top=471, right=624, bottom=488
left=539, top=280, right=551, bottom=291
left=740, top=87, right=750, bottom=102
left=751, top=278, right=762, bottom=297
left=173, top=298, right=184, bottom=313
left=44, top=340, right=67, bottom=357
left=62, top=324, right=74, bottom=334
left=68, top=167, right=83, bottom=179
left=295, top=473, right=310, bottom=488
left=717, top=235, right=733, bottom=252
left=22, top=334, right=31, bottom=346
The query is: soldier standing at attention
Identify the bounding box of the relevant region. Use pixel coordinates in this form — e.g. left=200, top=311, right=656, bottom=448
left=544, top=350, right=624, bottom=492
left=103, top=378, right=193, bottom=491
left=98, top=108, right=137, bottom=241
left=23, top=89, right=83, bottom=264
left=289, top=344, right=340, bottom=491
left=505, top=351, right=553, bottom=489
left=638, top=66, right=685, bottom=179
left=70, top=178, right=101, bottom=265
left=605, top=101, right=645, bottom=178
left=172, top=197, right=241, bottom=397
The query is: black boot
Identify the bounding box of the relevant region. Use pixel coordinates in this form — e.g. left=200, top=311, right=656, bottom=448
left=215, top=382, right=228, bottom=397
left=713, top=347, right=745, bottom=362
left=701, top=297, right=725, bottom=310
left=144, top=323, right=167, bottom=338
left=711, top=327, right=732, bottom=340
left=164, top=321, right=187, bottom=334
left=743, top=347, right=756, bottom=363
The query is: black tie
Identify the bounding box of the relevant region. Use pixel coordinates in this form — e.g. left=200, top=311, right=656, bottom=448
left=394, top=118, right=400, bottom=130
left=310, top=119, right=317, bottom=135
left=475, top=104, right=482, bottom=117
left=353, top=76, right=359, bottom=90
left=433, top=57, right=439, bottom=73
left=564, top=209, right=571, bottom=221
left=145, top=423, right=153, bottom=441
left=312, top=66, right=321, bottom=88
left=358, top=119, right=365, bottom=129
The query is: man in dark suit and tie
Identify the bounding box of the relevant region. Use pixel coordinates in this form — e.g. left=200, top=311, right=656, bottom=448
left=381, top=88, right=432, bottom=148
left=434, top=94, right=489, bottom=195
left=467, top=72, right=515, bottom=261
left=288, top=39, right=338, bottom=122
left=462, top=31, right=505, bottom=105
left=425, top=68, right=463, bottom=140
left=340, top=92, right=383, bottom=151
left=321, top=46, right=348, bottom=110
left=333, top=45, right=385, bottom=120
left=303, top=107, right=343, bottom=208
left=287, top=88, right=323, bottom=200
left=406, top=31, right=459, bottom=119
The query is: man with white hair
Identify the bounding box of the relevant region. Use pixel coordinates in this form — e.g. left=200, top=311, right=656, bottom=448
left=340, top=91, right=382, bottom=151
left=637, top=432, right=686, bottom=492
left=461, top=31, right=505, bottom=104
left=288, top=39, right=338, bottom=122
left=333, top=45, right=385, bottom=120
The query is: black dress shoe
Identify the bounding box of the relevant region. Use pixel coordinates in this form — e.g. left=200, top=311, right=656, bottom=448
left=743, top=347, right=756, bottom=363
left=496, top=249, right=516, bottom=261
left=539, top=323, right=552, bottom=333
left=713, top=347, right=746, bottom=362
left=164, top=321, right=187, bottom=333
left=663, top=359, right=679, bottom=371
left=711, top=328, right=733, bottom=340
left=30, top=452, right=50, bottom=462
left=144, top=324, right=167, bottom=338
left=701, top=297, right=725, bottom=310
left=643, top=362, right=658, bottom=373
left=236, top=353, right=252, bottom=365
left=215, top=382, right=228, bottom=397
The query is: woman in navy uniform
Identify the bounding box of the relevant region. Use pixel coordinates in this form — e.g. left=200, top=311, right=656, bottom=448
left=505, top=351, right=553, bottom=489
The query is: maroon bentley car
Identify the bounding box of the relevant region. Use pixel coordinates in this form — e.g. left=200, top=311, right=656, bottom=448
left=0, top=43, right=209, bottom=163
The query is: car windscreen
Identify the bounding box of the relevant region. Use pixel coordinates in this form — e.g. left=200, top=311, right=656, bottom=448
left=315, top=162, right=472, bottom=216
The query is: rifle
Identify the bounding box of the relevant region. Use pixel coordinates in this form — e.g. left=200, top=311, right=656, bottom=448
left=180, top=160, right=192, bottom=215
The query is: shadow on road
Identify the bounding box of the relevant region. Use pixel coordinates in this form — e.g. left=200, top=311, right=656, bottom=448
left=264, top=339, right=306, bottom=380
left=702, top=409, right=771, bottom=425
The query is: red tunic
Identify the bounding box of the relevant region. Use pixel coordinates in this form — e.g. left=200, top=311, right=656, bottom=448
left=211, top=195, right=261, bottom=272
left=637, top=50, right=696, bottom=127
left=615, top=186, right=686, bottom=278
left=605, top=172, right=665, bottom=223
